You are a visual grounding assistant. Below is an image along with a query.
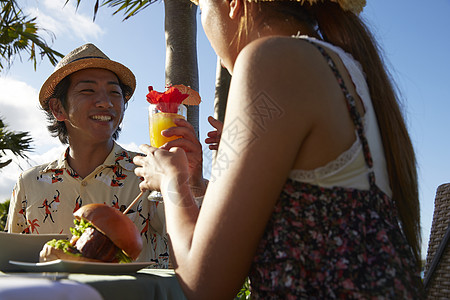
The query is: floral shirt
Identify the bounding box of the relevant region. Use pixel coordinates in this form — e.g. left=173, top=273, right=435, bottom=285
left=6, top=142, right=169, bottom=268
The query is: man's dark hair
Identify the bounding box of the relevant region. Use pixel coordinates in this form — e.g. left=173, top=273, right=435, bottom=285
left=42, top=74, right=132, bottom=144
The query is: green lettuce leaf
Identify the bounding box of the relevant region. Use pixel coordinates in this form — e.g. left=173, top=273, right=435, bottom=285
left=116, top=250, right=133, bottom=263
left=69, top=218, right=93, bottom=237
left=45, top=239, right=81, bottom=257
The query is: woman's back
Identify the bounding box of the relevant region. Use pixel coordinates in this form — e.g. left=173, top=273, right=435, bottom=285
left=247, top=37, right=422, bottom=299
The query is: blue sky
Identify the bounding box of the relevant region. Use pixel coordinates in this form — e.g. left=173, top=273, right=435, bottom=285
left=1, top=0, right=449, bottom=259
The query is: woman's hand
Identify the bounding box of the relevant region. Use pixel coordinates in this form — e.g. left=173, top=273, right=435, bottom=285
left=204, top=116, right=223, bottom=151
left=133, top=145, right=190, bottom=194
left=159, top=118, right=202, bottom=175
left=158, top=118, right=206, bottom=195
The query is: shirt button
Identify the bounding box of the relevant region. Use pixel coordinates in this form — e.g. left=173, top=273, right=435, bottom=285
left=81, top=181, right=87, bottom=187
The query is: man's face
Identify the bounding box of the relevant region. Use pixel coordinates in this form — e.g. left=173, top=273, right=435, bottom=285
left=61, top=68, right=125, bottom=144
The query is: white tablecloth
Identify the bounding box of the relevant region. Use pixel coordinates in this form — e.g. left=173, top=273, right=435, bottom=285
left=0, top=274, right=103, bottom=300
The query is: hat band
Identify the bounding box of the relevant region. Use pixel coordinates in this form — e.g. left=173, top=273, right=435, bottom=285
left=68, top=55, right=107, bottom=64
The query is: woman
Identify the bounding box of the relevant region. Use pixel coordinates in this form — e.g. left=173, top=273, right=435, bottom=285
left=134, top=0, right=423, bottom=298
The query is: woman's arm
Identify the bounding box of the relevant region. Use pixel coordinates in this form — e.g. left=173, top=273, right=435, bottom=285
left=134, top=37, right=336, bottom=299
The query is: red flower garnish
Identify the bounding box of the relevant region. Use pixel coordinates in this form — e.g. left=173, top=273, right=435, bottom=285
left=146, top=86, right=189, bottom=113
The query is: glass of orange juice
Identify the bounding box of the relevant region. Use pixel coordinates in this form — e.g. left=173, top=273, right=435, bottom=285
left=148, top=103, right=187, bottom=202
left=149, top=103, right=187, bottom=148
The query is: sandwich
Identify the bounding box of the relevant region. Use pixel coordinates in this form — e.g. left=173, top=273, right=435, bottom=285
left=40, top=203, right=142, bottom=263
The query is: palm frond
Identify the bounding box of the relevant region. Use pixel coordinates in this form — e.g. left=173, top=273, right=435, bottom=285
left=65, top=0, right=158, bottom=21
left=1, top=0, right=63, bottom=70
left=0, top=117, right=33, bottom=161
left=103, top=0, right=155, bottom=20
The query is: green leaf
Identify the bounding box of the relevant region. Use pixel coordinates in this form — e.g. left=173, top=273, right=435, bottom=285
left=64, top=0, right=156, bottom=22
left=0, top=116, right=33, bottom=164
left=69, top=218, right=94, bottom=237
left=1, top=0, right=64, bottom=70
left=234, top=277, right=251, bottom=300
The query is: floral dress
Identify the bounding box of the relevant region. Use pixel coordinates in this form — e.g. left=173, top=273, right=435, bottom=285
left=249, top=40, right=423, bottom=299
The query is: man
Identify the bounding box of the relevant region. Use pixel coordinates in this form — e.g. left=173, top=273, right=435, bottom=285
left=6, top=43, right=189, bottom=267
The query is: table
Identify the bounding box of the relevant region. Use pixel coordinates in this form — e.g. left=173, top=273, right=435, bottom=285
left=71, top=269, right=186, bottom=300
left=0, top=269, right=187, bottom=300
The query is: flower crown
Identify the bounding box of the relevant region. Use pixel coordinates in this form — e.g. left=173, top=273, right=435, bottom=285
left=247, top=0, right=366, bottom=14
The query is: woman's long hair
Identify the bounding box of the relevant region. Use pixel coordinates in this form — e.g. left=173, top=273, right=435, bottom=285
left=238, top=1, right=421, bottom=264
left=310, top=2, right=420, bottom=264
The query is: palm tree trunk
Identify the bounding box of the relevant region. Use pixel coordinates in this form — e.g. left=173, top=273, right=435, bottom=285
left=213, top=57, right=231, bottom=123
left=211, top=57, right=231, bottom=162
left=164, top=0, right=199, bottom=137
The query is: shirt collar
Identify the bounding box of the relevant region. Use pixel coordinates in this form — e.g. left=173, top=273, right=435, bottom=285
left=41, top=142, right=136, bottom=174
left=104, top=142, right=136, bottom=171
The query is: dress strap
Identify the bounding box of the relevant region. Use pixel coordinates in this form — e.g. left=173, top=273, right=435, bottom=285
left=304, top=40, right=376, bottom=187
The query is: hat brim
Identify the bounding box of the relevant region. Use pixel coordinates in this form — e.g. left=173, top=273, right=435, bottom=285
left=39, top=58, right=136, bottom=109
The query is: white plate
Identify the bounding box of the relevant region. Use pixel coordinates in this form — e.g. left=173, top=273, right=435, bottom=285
left=0, top=232, right=69, bottom=272
left=9, top=259, right=155, bottom=274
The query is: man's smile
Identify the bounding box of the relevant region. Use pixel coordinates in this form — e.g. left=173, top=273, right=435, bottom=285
left=90, top=114, right=113, bottom=122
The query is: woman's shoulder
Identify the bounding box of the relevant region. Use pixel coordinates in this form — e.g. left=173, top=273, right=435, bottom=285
left=238, top=35, right=325, bottom=68
left=243, top=35, right=314, bottom=51
left=235, top=36, right=335, bottom=85
left=233, top=35, right=339, bottom=103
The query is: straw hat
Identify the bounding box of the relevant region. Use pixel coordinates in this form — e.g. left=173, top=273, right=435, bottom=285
left=39, top=43, right=136, bottom=109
